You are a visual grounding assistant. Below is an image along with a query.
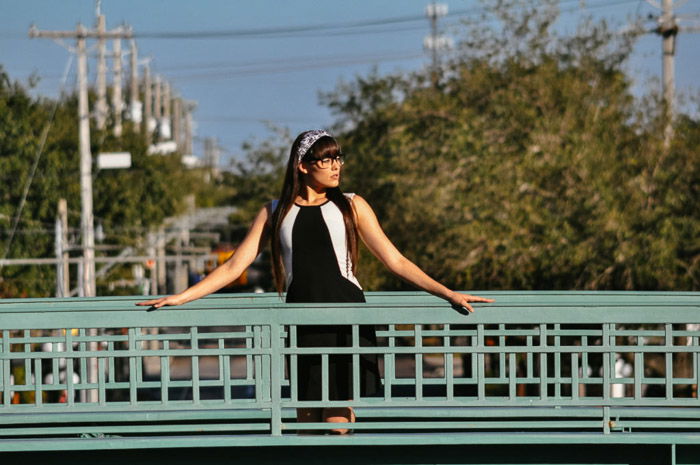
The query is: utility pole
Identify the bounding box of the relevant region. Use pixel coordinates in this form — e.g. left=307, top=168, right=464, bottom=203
left=174, top=195, right=195, bottom=293
left=647, top=0, right=700, bottom=148
left=424, top=2, right=451, bottom=87
left=95, top=13, right=107, bottom=130
left=658, top=0, right=678, bottom=148
left=129, top=38, right=141, bottom=131
left=161, top=80, right=172, bottom=140
left=55, top=199, right=70, bottom=298
left=143, top=60, right=154, bottom=137
left=112, top=35, right=123, bottom=137
left=153, top=75, right=162, bottom=140
left=157, top=226, right=166, bottom=294
left=172, top=96, right=182, bottom=150
left=184, top=100, right=195, bottom=155
left=204, top=137, right=214, bottom=171
left=77, top=27, right=96, bottom=298
left=29, top=22, right=132, bottom=299
left=203, top=137, right=221, bottom=177
left=146, top=232, right=157, bottom=295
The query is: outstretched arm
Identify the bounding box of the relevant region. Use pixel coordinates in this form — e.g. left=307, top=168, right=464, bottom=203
left=136, top=204, right=271, bottom=309
left=352, top=195, right=493, bottom=312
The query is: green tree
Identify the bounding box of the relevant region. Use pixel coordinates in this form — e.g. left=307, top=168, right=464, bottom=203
left=321, top=1, right=699, bottom=291
left=0, top=68, right=81, bottom=296
left=0, top=67, right=224, bottom=297
left=221, top=129, right=289, bottom=235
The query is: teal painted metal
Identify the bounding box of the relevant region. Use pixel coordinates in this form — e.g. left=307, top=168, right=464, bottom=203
left=0, top=291, right=699, bottom=453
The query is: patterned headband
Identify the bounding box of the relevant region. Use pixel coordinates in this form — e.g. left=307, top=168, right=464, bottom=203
left=296, top=129, right=332, bottom=162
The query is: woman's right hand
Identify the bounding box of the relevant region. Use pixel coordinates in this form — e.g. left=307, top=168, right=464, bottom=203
left=134, top=204, right=271, bottom=312
left=135, top=294, right=185, bottom=310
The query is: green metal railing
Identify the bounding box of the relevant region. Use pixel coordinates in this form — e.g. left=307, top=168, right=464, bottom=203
left=1, top=291, right=699, bottom=452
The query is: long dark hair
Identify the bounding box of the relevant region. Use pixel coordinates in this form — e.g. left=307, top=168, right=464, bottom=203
left=270, top=131, right=359, bottom=294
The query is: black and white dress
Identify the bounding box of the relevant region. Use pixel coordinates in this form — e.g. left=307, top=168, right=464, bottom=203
left=274, top=194, right=381, bottom=401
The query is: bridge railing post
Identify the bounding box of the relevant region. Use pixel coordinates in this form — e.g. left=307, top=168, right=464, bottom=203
left=269, top=319, right=283, bottom=436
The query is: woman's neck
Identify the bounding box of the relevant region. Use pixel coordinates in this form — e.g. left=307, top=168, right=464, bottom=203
left=296, top=185, right=328, bottom=205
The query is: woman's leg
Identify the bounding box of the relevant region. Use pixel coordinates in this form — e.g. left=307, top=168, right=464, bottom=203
left=322, top=407, right=355, bottom=434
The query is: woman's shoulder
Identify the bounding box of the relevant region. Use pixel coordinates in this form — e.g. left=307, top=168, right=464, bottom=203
left=344, top=192, right=369, bottom=203
left=343, top=193, right=369, bottom=205
left=342, top=193, right=373, bottom=219
left=260, top=200, right=278, bottom=227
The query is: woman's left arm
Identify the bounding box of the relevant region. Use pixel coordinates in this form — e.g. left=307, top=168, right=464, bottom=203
left=352, top=195, right=494, bottom=313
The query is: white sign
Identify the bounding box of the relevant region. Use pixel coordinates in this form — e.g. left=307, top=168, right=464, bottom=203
left=97, top=152, right=131, bottom=169
left=182, top=154, right=201, bottom=168
left=158, top=119, right=172, bottom=140
left=129, top=101, right=143, bottom=124
left=148, top=140, right=178, bottom=155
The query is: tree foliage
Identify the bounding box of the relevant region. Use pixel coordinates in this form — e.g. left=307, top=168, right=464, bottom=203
left=222, top=130, right=289, bottom=232
left=319, top=1, right=699, bottom=291
left=2, top=0, right=698, bottom=296
left=0, top=66, right=214, bottom=296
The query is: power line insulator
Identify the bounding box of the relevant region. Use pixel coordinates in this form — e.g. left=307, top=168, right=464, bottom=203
left=426, top=3, right=448, bottom=19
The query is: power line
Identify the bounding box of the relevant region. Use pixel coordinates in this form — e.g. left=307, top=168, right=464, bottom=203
left=130, top=0, right=640, bottom=40
left=155, top=2, right=647, bottom=83
left=160, top=49, right=425, bottom=73
left=197, top=115, right=321, bottom=124
left=138, top=21, right=430, bottom=40
left=167, top=51, right=424, bottom=82
left=133, top=10, right=474, bottom=40
left=0, top=0, right=626, bottom=41
left=12, top=0, right=661, bottom=83
left=0, top=0, right=681, bottom=46
left=0, top=54, right=73, bottom=269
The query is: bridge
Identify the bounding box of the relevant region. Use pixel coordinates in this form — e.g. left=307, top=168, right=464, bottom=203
left=1, top=291, right=699, bottom=464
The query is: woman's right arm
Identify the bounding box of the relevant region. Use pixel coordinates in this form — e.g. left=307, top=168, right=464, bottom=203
left=136, top=204, right=271, bottom=309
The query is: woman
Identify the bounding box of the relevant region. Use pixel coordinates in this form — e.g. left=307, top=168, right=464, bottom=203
left=137, top=129, right=493, bottom=434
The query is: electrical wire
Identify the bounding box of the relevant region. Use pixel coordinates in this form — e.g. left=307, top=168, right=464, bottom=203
left=18, top=0, right=657, bottom=83
left=197, top=115, right=320, bottom=124
left=132, top=0, right=640, bottom=41
left=169, top=51, right=425, bottom=81
left=0, top=0, right=613, bottom=41
left=0, top=53, right=74, bottom=270
left=158, top=2, right=644, bottom=82
left=153, top=48, right=432, bottom=74
left=134, top=9, right=475, bottom=40
left=150, top=0, right=643, bottom=80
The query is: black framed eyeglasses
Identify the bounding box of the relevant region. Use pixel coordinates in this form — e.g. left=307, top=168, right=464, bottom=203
left=310, top=154, right=345, bottom=169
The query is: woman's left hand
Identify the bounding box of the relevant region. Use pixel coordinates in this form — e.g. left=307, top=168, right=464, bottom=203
left=447, top=291, right=495, bottom=313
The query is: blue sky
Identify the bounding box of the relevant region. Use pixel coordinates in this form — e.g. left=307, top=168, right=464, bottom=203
left=2, top=0, right=699, bottom=165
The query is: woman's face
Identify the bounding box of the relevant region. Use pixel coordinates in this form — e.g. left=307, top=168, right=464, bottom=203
left=298, top=155, right=343, bottom=190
